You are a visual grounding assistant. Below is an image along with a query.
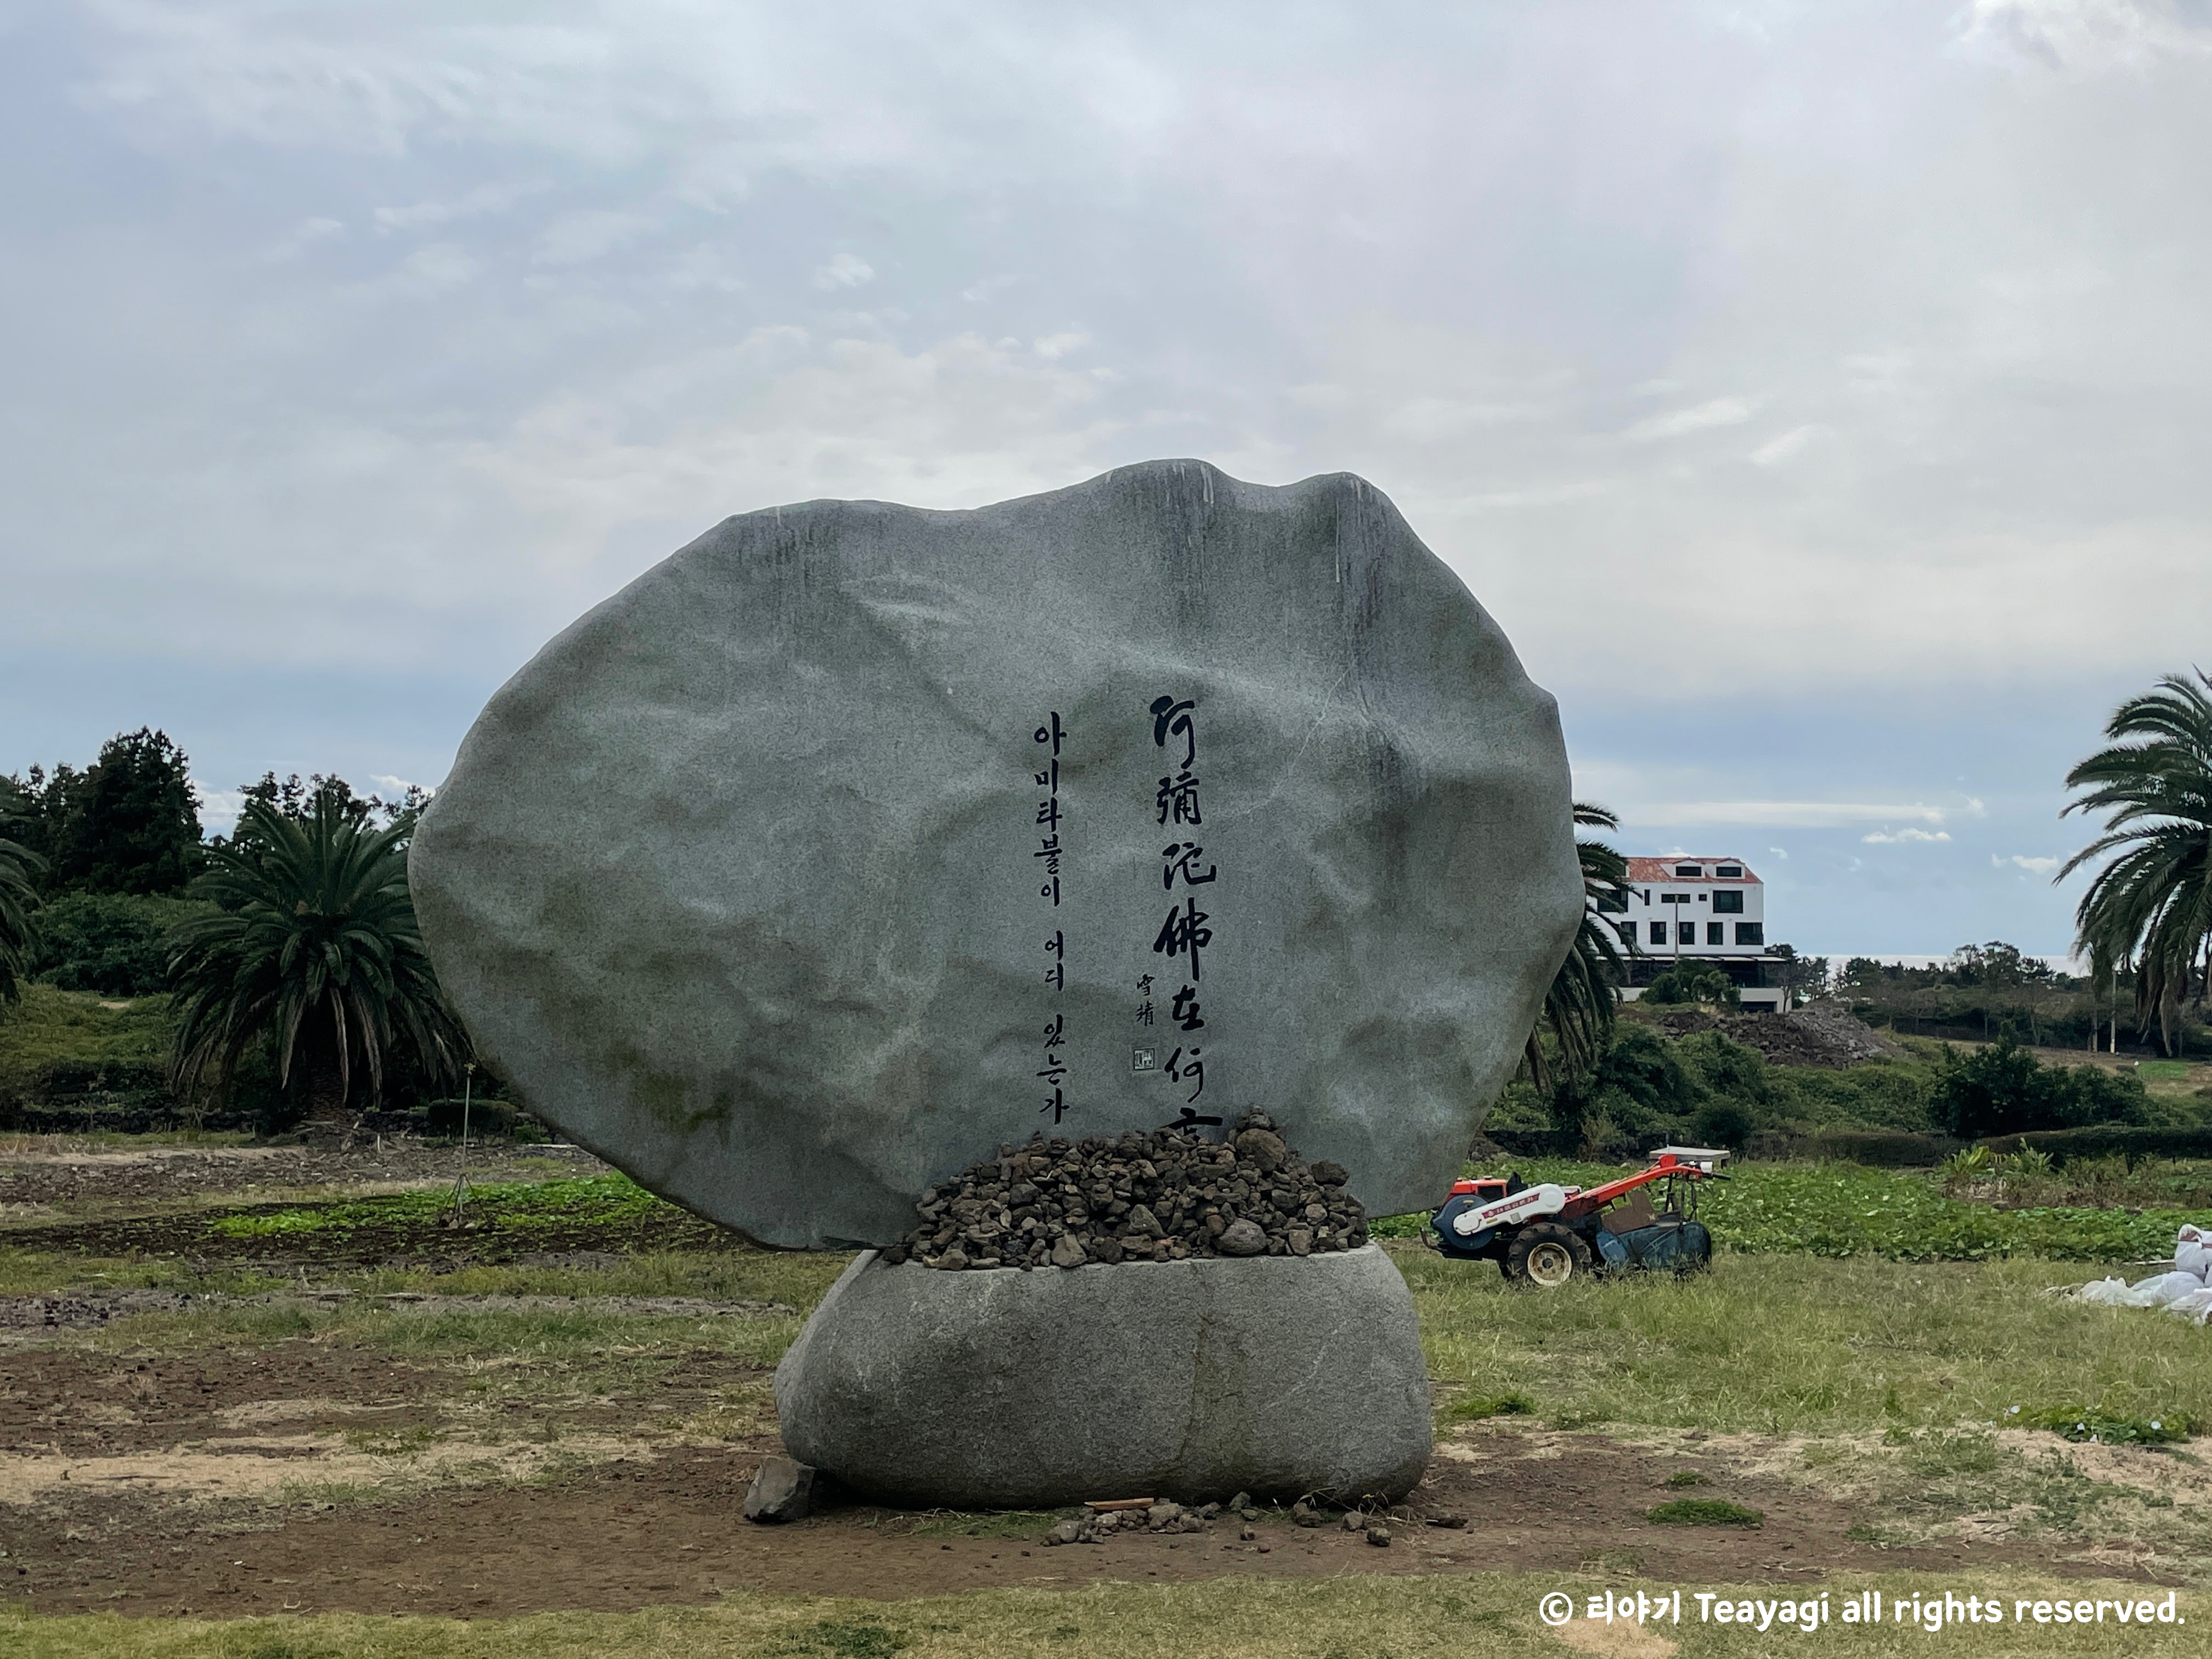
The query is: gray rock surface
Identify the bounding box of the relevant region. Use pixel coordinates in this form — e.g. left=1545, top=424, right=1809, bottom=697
left=773, top=1244, right=1433, bottom=1508
left=412, top=460, right=1581, bottom=1249
left=742, top=1454, right=815, bottom=1522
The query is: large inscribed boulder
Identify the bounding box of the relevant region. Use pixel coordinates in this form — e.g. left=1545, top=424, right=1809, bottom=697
left=410, top=460, right=1581, bottom=1248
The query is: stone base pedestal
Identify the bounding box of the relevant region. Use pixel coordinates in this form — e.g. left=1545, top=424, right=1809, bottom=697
left=773, top=1245, right=1431, bottom=1509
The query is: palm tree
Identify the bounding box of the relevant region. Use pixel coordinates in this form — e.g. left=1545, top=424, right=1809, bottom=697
left=0, top=791, right=42, bottom=1006
left=169, top=797, right=465, bottom=1130
left=1523, top=802, right=1634, bottom=1091
left=2059, top=670, right=2212, bottom=1056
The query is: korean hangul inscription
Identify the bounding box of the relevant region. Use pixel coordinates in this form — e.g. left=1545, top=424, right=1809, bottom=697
left=1034, top=714, right=1070, bottom=1122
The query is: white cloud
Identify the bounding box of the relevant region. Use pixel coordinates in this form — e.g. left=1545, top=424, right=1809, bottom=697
left=1623, top=397, right=1757, bottom=442
left=375, top=180, right=547, bottom=233
left=1632, top=800, right=1961, bottom=828
left=191, top=781, right=247, bottom=837
left=1750, top=424, right=1822, bottom=466
left=461, top=325, right=1127, bottom=573
left=264, top=215, right=344, bottom=260
left=350, top=242, right=479, bottom=299
left=1996, top=853, right=2063, bottom=873
left=1863, top=827, right=1952, bottom=844
left=1959, top=0, right=2212, bottom=72
left=811, top=252, right=874, bottom=291
left=533, top=209, right=654, bottom=267
left=1768, top=846, right=1789, bottom=859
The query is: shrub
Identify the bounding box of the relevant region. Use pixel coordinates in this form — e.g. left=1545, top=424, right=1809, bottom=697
left=1929, top=1039, right=2157, bottom=1138
left=1643, top=967, right=1740, bottom=1008
left=1676, top=1030, right=1770, bottom=1107
left=1587, top=1025, right=1703, bottom=1132
left=30, top=891, right=210, bottom=997
left=1692, top=1097, right=1754, bottom=1150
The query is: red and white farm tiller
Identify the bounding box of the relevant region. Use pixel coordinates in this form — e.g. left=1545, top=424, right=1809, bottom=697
left=1424, top=1147, right=1728, bottom=1286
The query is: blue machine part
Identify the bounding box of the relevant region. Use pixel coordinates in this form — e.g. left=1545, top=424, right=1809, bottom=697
left=1429, top=1192, right=1499, bottom=1257
left=1613, top=1220, right=1712, bottom=1272
left=1594, top=1229, right=1630, bottom=1267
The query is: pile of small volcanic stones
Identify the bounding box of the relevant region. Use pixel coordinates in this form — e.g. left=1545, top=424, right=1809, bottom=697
left=1045, top=1493, right=1400, bottom=1547
left=882, top=1111, right=1367, bottom=1271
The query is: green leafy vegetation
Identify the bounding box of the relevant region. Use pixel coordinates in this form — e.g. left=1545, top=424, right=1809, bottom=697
left=27, top=891, right=211, bottom=997
left=1647, top=1498, right=1762, bottom=1526
left=1641, top=965, right=1740, bottom=1008
left=2029, top=1407, right=2192, bottom=1446
left=1929, top=1037, right=2168, bottom=1137
left=1380, top=1153, right=2205, bottom=1262
left=2061, top=669, right=2212, bottom=1058
left=170, top=797, right=466, bottom=1128
left=1699, top=1163, right=2198, bottom=1262
left=0, top=787, right=40, bottom=1007
left=205, top=1172, right=670, bottom=1240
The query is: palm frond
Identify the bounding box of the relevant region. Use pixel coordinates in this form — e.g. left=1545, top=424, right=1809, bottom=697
left=1525, top=803, right=1631, bottom=1091
left=2061, top=669, right=2212, bottom=1053
left=0, top=832, right=44, bottom=1006
left=168, top=796, right=465, bottom=1120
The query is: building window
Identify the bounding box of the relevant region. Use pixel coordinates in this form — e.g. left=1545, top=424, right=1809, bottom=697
left=1674, top=864, right=1702, bottom=877
left=1735, top=922, right=1764, bottom=946
left=1595, top=894, right=1626, bottom=913
left=1712, top=890, right=1744, bottom=915
left=1716, top=864, right=1742, bottom=878
left=1678, top=922, right=1696, bottom=945
left=1707, top=922, right=1725, bottom=946
left=1618, top=919, right=1637, bottom=944
left=1650, top=921, right=1667, bottom=945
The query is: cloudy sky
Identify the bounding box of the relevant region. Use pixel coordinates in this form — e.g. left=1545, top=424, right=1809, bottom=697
left=5, top=0, right=2209, bottom=958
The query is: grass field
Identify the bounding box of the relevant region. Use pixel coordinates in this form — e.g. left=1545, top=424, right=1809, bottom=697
left=5, top=1135, right=2211, bottom=1654
left=4, top=1571, right=2203, bottom=1658
left=1371, top=1154, right=2211, bottom=1262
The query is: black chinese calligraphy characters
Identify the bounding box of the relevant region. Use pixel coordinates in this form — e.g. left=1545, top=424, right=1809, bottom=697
left=1155, top=770, right=1201, bottom=828
left=1160, top=840, right=1215, bottom=889
left=1152, top=895, right=1210, bottom=981
left=1135, top=972, right=1156, bottom=1027
left=1150, top=696, right=1195, bottom=768
left=1150, top=695, right=1201, bottom=828
left=1165, top=1045, right=1204, bottom=1104
left=1169, top=983, right=1204, bottom=1031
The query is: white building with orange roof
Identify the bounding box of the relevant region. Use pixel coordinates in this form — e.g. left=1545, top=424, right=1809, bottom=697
left=1601, top=856, right=1787, bottom=1012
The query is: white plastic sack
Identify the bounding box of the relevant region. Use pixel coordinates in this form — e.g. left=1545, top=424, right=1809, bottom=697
left=2123, top=1272, right=2205, bottom=1308
left=2165, top=1286, right=2212, bottom=1324
left=2180, top=1224, right=2206, bottom=1244
left=2074, top=1278, right=2132, bottom=1305
left=2176, top=1242, right=2212, bottom=1280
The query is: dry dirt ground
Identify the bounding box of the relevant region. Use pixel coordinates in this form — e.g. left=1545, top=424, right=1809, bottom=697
left=0, top=1138, right=2187, bottom=1620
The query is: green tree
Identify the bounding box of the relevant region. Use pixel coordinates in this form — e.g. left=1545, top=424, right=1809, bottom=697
left=2060, top=670, right=2212, bottom=1056
left=1523, top=803, right=1632, bottom=1091
left=1642, top=965, right=1740, bottom=1008
left=40, top=729, right=205, bottom=895
left=30, top=892, right=211, bottom=998
left=168, top=797, right=464, bottom=1132
left=0, top=782, right=43, bottom=1006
